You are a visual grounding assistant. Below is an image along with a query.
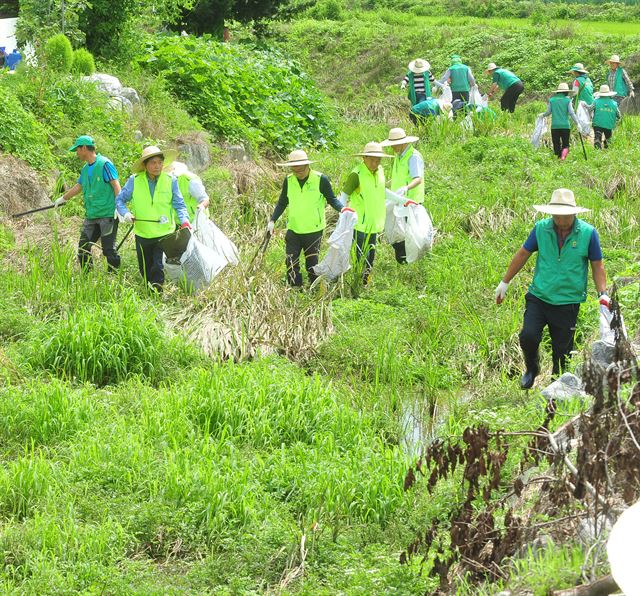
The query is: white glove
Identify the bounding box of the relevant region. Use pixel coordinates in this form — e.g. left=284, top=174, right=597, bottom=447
left=631, top=90, right=636, bottom=98
left=197, top=197, right=210, bottom=210
left=400, top=80, right=407, bottom=90
left=396, top=186, right=409, bottom=197
left=123, top=212, right=134, bottom=224
left=266, top=220, right=275, bottom=234
left=495, top=280, right=509, bottom=304
left=53, top=196, right=66, bottom=207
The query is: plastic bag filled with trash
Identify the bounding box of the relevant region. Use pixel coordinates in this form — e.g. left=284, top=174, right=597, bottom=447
left=531, top=115, right=548, bottom=149
left=313, top=208, right=357, bottom=282
left=164, top=234, right=227, bottom=293
left=469, top=85, right=488, bottom=109
left=404, top=202, right=434, bottom=263
left=576, top=100, right=591, bottom=136
left=193, top=210, right=240, bottom=267
left=384, top=189, right=407, bottom=245
left=440, top=84, right=453, bottom=103
left=599, top=303, right=628, bottom=345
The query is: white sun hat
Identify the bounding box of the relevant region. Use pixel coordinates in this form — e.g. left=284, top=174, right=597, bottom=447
left=533, top=188, right=590, bottom=215
left=595, top=84, right=617, bottom=97
left=354, top=142, right=393, bottom=158
left=164, top=160, right=190, bottom=176
left=132, top=146, right=179, bottom=173
left=607, top=54, right=622, bottom=64
left=486, top=62, right=498, bottom=72
left=408, top=58, right=430, bottom=74
left=555, top=82, right=571, bottom=93
left=380, top=127, right=419, bottom=147
left=276, top=149, right=316, bottom=167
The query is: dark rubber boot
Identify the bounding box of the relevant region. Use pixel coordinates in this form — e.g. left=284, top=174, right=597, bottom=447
left=520, top=352, right=540, bottom=390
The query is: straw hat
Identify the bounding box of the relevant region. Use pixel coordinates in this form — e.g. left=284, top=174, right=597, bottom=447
left=165, top=160, right=190, bottom=176
left=568, top=62, right=588, bottom=73
left=595, top=84, right=617, bottom=97
left=380, top=127, right=419, bottom=147
left=408, top=58, right=430, bottom=74
left=354, top=142, right=392, bottom=158
left=276, top=149, right=316, bottom=167
left=132, top=146, right=178, bottom=173
left=533, top=188, right=589, bottom=215
left=554, top=82, right=571, bottom=93
left=485, top=62, right=498, bottom=72
left=607, top=54, right=622, bottom=65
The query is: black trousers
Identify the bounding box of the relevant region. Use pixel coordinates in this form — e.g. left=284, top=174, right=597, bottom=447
left=355, top=231, right=377, bottom=283
left=78, top=218, right=120, bottom=271
left=135, top=235, right=165, bottom=289
left=452, top=91, right=469, bottom=104
left=594, top=126, right=613, bottom=149
left=393, top=241, right=407, bottom=264
left=551, top=129, right=570, bottom=157
left=501, top=81, right=524, bottom=113
left=285, top=229, right=322, bottom=287
left=519, top=293, right=580, bottom=376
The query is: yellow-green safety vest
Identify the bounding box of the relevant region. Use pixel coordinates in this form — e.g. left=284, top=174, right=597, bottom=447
left=287, top=170, right=326, bottom=234
left=349, top=163, right=386, bottom=234
left=130, top=172, right=176, bottom=238
left=390, top=145, right=424, bottom=204
left=177, top=173, right=209, bottom=223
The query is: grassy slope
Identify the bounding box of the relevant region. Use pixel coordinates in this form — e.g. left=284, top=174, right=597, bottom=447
left=0, top=16, right=639, bottom=596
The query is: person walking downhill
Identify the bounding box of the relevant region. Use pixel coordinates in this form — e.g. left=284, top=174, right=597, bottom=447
left=165, top=161, right=210, bottom=222
left=606, top=54, right=635, bottom=106
left=116, top=146, right=191, bottom=291
left=53, top=135, right=122, bottom=272
left=569, top=63, right=594, bottom=106
left=380, top=128, right=424, bottom=264
left=267, top=150, right=343, bottom=288
left=588, top=85, right=621, bottom=150
left=401, top=58, right=440, bottom=107
left=438, top=54, right=476, bottom=104
left=539, top=83, right=580, bottom=160
left=495, top=189, right=608, bottom=389
left=343, top=142, right=392, bottom=284
left=485, top=63, right=524, bottom=113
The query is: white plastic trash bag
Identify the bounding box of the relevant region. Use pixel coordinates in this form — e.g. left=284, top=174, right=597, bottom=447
left=461, top=113, right=474, bottom=133
left=384, top=189, right=407, bottom=245
left=193, top=210, right=240, bottom=266
left=469, top=85, right=486, bottom=107
left=440, top=84, right=452, bottom=103
left=531, top=115, right=548, bottom=149
left=404, top=203, right=434, bottom=263
left=599, top=303, right=627, bottom=345
left=608, top=499, right=640, bottom=596
left=164, top=235, right=227, bottom=292
left=576, top=100, right=591, bottom=136
left=313, top=209, right=357, bottom=282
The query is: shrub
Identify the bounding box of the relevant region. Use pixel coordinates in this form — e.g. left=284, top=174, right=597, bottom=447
left=44, top=34, right=74, bottom=72
left=71, top=48, right=95, bottom=75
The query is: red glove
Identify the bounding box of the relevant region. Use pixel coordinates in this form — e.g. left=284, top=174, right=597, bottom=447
left=180, top=222, right=192, bottom=231
left=404, top=200, right=418, bottom=207
left=341, top=207, right=355, bottom=213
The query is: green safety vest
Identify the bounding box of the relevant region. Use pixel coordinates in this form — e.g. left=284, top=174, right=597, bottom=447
left=177, top=173, right=209, bottom=222
left=612, top=68, right=628, bottom=98
left=492, top=68, right=520, bottom=92
left=550, top=95, right=571, bottom=130
left=349, top=163, right=386, bottom=234
left=575, top=74, right=594, bottom=105
left=390, top=145, right=424, bottom=204
left=411, top=97, right=440, bottom=116
left=449, top=63, right=470, bottom=92
left=407, top=71, right=431, bottom=106
left=286, top=170, right=326, bottom=234
left=79, top=154, right=116, bottom=219
left=130, top=172, right=176, bottom=238
left=592, top=96, right=619, bottom=130
left=529, top=217, right=594, bottom=305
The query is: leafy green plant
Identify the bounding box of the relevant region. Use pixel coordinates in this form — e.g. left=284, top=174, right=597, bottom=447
left=71, top=47, right=95, bottom=75
left=44, top=34, right=74, bottom=73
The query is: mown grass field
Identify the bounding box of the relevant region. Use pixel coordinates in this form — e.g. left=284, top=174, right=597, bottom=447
left=0, top=12, right=639, bottom=595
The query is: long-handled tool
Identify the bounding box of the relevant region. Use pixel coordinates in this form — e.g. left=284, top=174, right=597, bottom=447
left=116, top=215, right=170, bottom=251
left=578, top=131, right=588, bottom=161
left=11, top=204, right=56, bottom=218
left=248, top=231, right=272, bottom=268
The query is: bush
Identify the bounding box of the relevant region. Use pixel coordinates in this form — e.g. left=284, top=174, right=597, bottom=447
left=44, top=34, right=74, bottom=72
left=71, top=48, right=96, bottom=75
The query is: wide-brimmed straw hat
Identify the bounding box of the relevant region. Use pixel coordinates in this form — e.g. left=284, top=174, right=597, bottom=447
left=165, top=160, right=190, bottom=176
left=408, top=58, right=430, bottom=74
left=607, top=54, right=622, bottom=64
left=568, top=62, right=588, bottom=73
left=380, top=127, right=419, bottom=147
left=554, top=82, right=571, bottom=93
left=595, top=84, right=617, bottom=97
left=485, top=62, right=498, bottom=72
left=354, top=142, right=392, bottom=158
left=132, top=145, right=178, bottom=173
left=276, top=149, right=316, bottom=167
left=533, top=188, right=590, bottom=215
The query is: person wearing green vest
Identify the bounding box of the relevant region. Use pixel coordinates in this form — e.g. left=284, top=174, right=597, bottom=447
left=380, top=128, right=424, bottom=264
left=587, top=84, right=622, bottom=149
left=438, top=54, right=476, bottom=104
left=116, top=146, right=191, bottom=291
left=606, top=54, right=635, bottom=105
left=409, top=97, right=452, bottom=124
left=485, top=62, right=524, bottom=113
left=165, top=161, right=210, bottom=222
left=267, top=149, right=343, bottom=287
left=401, top=58, right=442, bottom=107
left=568, top=63, right=594, bottom=106
left=343, top=142, right=392, bottom=284
left=53, top=135, right=122, bottom=271
left=539, top=82, right=580, bottom=160
left=495, top=189, right=608, bottom=389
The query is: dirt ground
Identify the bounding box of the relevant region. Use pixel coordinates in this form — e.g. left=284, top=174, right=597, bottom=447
left=0, top=154, right=52, bottom=217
